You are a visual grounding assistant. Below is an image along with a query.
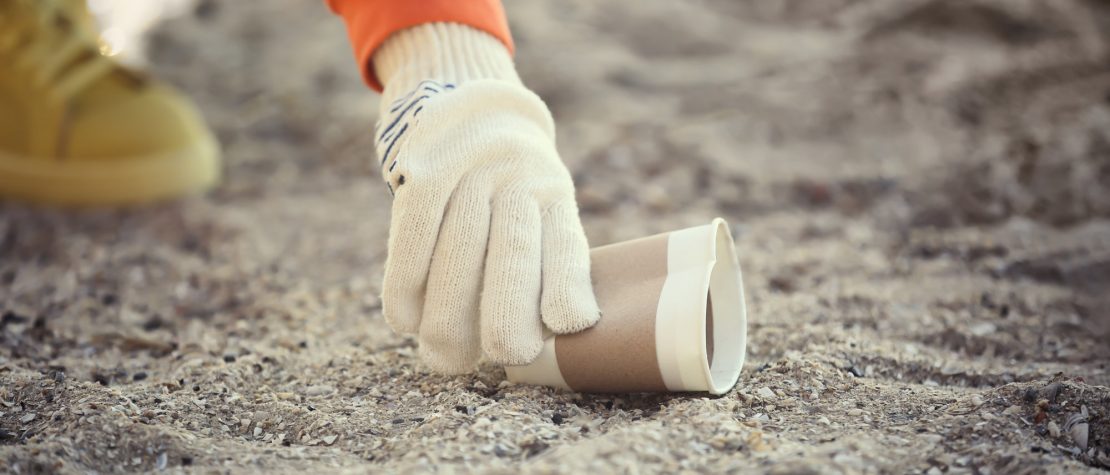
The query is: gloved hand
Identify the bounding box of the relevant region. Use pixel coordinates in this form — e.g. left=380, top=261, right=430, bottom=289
left=372, top=23, right=601, bottom=373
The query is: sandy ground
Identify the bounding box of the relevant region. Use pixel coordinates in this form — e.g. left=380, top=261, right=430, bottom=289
left=3, top=0, right=1110, bottom=473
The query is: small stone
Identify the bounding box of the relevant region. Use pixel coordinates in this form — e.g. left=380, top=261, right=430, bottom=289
left=1047, top=421, right=1061, bottom=438
left=920, top=433, right=943, bottom=444
left=20, top=413, right=36, bottom=423
left=969, top=322, right=996, bottom=336
left=970, top=395, right=984, bottom=406
left=833, top=452, right=861, bottom=465
left=156, top=452, right=167, bottom=471
left=304, top=385, right=335, bottom=397
left=1042, top=382, right=1062, bottom=403
left=322, top=434, right=338, bottom=445
left=1, top=311, right=28, bottom=326
left=756, top=387, right=776, bottom=400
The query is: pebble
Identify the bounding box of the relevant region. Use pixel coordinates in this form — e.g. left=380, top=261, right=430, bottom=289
left=832, top=452, right=863, bottom=466
left=1042, top=382, right=1062, bottom=403
left=970, top=395, right=983, bottom=406
left=969, top=322, right=996, bottom=336
left=756, top=387, right=776, bottom=400
left=920, top=433, right=943, bottom=444
left=304, top=385, right=335, bottom=397
left=1047, top=421, right=1061, bottom=438
left=322, top=435, right=338, bottom=445
left=20, top=413, right=36, bottom=423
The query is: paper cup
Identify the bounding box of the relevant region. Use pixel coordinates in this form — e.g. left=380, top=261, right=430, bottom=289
left=505, top=218, right=747, bottom=394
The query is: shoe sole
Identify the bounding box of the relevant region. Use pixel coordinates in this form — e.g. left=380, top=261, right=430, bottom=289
left=0, top=134, right=220, bottom=207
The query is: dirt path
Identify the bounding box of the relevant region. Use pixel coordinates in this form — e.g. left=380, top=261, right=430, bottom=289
left=3, top=0, right=1109, bottom=473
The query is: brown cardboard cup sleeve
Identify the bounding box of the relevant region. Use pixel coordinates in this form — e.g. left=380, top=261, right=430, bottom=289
left=505, top=218, right=748, bottom=394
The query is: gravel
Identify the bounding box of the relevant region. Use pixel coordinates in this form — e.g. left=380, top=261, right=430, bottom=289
left=2, top=0, right=1109, bottom=473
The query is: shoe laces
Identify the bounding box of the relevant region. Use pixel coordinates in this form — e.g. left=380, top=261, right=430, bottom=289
left=0, top=0, right=114, bottom=104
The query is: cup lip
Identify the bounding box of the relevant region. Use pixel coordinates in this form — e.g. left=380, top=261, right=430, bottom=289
left=699, top=218, right=748, bottom=395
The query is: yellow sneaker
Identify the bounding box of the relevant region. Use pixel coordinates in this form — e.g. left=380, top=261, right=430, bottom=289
left=0, top=0, right=219, bottom=206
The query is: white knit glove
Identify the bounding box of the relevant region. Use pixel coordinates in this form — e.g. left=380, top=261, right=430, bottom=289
left=371, top=23, right=601, bottom=373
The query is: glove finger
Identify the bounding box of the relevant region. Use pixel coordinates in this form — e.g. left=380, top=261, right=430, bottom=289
left=540, top=201, right=601, bottom=334
left=480, top=192, right=544, bottom=365
left=382, top=186, right=449, bottom=335
left=418, top=176, right=491, bottom=374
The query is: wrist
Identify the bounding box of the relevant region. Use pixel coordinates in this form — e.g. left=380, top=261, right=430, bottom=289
left=372, top=22, right=521, bottom=106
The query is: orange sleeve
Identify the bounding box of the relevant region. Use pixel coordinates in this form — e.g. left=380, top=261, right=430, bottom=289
left=326, top=0, right=514, bottom=92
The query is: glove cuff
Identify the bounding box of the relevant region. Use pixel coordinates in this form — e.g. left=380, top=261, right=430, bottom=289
left=372, top=22, right=521, bottom=106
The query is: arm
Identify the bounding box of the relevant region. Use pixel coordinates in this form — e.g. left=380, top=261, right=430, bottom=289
left=326, top=0, right=514, bottom=92
left=328, top=1, right=601, bottom=373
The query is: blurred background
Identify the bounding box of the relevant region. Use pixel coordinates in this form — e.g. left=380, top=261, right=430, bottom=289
left=2, top=0, right=1109, bottom=472
left=86, top=0, right=1110, bottom=235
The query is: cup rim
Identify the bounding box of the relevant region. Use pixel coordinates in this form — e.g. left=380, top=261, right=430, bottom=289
left=699, top=218, right=748, bottom=394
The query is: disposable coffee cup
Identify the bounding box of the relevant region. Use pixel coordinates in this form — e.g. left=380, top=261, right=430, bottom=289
left=505, top=218, right=747, bottom=394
